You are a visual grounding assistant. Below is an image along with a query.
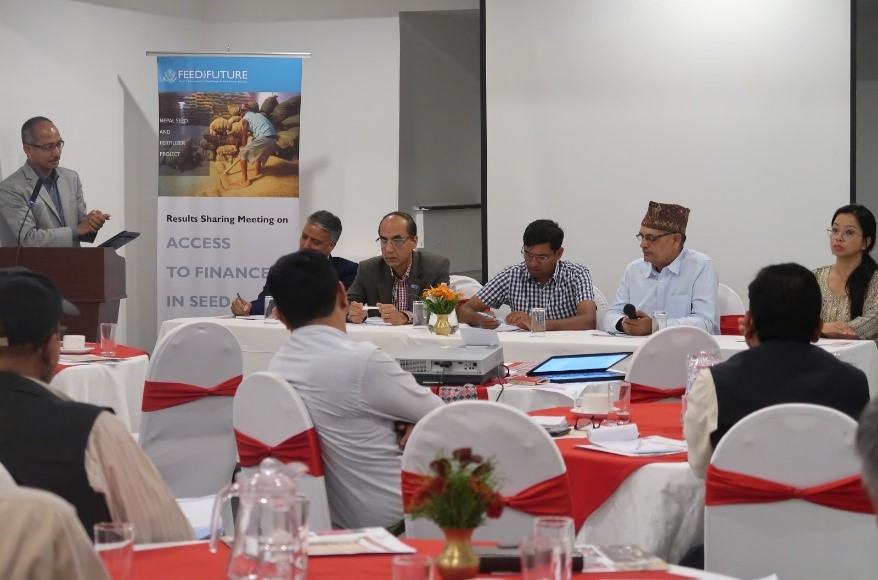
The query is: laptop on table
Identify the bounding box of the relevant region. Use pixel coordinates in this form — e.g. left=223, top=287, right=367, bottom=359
left=526, top=352, right=632, bottom=384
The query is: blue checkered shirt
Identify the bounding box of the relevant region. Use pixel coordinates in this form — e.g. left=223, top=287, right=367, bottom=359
left=476, top=260, right=594, bottom=319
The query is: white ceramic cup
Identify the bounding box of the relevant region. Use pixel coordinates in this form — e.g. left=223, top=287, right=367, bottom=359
left=62, top=334, right=86, bottom=351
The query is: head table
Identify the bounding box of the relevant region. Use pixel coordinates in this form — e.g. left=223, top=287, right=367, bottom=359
left=131, top=539, right=738, bottom=579
left=158, top=317, right=878, bottom=396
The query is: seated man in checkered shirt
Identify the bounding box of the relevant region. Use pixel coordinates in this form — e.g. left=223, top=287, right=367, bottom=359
left=458, top=219, right=597, bottom=331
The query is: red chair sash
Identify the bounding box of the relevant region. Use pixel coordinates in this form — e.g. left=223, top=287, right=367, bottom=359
left=234, top=428, right=325, bottom=476
left=705, top=464, right=876, bottom=515
left=630, top=383, right=684, bottom=404
left=719, top=314, right=744, bottom=336
left=141, top=375, right=243, bottom=412
left=402, top=470, right=573, bottom=517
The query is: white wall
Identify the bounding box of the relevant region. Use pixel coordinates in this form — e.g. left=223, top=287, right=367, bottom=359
left=486, top=0, right=851, bottom=306
left=0, top=0, right=204, bottom=350
left=0, top=0, right=474, bottom=351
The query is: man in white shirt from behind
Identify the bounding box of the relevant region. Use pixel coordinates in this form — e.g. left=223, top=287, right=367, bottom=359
left=266, top=249, right=443, bottom=529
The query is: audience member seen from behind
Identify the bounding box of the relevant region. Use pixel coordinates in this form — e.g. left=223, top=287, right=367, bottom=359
left=856, top=398, right=878, bottom=512
left=0, top=267, right=193, bottom=542
left=458, top=219, right=597, bottom=331
left=0, top=117, right=110, bottom=247
left=814, top=204, right=878, bottom=340
left=684, top=263, right=869, bottom=478
left=231, top=210, right=358, bottom=316
left=266, top=250, right=443, bottom=529
left=347, top=211, right=450, bottom=326
left=0, top=487, right=110, bottom=580
left=603, top=201, right=719, bottom=335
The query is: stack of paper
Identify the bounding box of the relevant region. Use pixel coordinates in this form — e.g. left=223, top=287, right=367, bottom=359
left=576, top=435, right=687, bottom=457
left=308, top=527, right=416, bottom=556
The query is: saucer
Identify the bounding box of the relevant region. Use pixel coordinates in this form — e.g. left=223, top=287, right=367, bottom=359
left=570, top=408, right=608, bottom=419
left=60, top=347, right=95, bottom=355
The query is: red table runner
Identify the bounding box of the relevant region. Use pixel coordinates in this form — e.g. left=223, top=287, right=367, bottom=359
left=55, top=344, right=149, bottom=374
left=530, top=403, right=688, bottom=528
left=131, top=540, right=691, bottom=579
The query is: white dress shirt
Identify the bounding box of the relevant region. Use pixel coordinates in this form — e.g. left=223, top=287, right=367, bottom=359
left=604, top=247, right=719, bottom=334
left=268, top=325, right=443, bottom=529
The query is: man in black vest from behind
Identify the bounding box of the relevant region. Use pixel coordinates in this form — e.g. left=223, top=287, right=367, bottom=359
left=685, top=262, right=870, bottom=478
left=0, top=268, right=192, bottom=542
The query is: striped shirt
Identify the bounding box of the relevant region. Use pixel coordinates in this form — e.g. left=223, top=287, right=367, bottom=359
left=391, top=261, right=413, bottom=315
left=477, top=260, right=594, bottom=319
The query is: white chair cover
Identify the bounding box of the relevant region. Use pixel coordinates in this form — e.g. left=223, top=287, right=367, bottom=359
left=705, top=403, right=878, bottom=579
left=232, top=372, right=331, bottom=531
left=402, top=401, right=570, bottom=544
left=624, top=326, right=721, bottom=389
left=139, top=321, right=241, bottom=498
left=592, top=286, right=609, bottom=331
left=717, top=283, right=745, bottom=316
left=449, top=275, right=483, bottom=299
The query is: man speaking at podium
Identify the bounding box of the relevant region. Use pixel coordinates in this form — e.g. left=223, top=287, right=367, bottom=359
left=0, top=117, right=110, bottom=247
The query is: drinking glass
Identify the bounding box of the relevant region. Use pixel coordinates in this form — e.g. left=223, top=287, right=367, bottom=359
left=652, top=311, right=668, bottom=333
left=412, top=301, right=428, bottom=329
left=520, top=536, right=561, bottom=580
left=607, top=381, right=632, bottom=425
left=682, top=351, right=720, bottom=423
left=530, top=308, right=547, bottom=337
left=391, top=554, right=434, bottom=580
left=265, top=296, right=280, bottom=324
left=94, top=522, right=134, bottom=580
left=99, top=323, right=117, bottom=356
left=533, top=516, right=575, bottom=580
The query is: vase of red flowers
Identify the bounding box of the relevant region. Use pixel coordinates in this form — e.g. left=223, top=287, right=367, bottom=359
left=407, top=448, right=504, bottom=580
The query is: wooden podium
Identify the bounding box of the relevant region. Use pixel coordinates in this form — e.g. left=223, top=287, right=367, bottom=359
left=0, top=248, right=126, bottom=342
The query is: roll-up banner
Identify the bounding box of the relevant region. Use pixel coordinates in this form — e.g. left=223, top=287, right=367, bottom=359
left=155, top=55, right=302, bottom=323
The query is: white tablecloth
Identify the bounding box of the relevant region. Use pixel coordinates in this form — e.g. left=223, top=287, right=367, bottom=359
left=51, top=356, right=149, bottom=433
left=159, top=317, right=878, bottom=397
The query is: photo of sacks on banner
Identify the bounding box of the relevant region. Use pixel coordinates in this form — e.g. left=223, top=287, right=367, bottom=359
left=158, top=91, right=300, bottom=198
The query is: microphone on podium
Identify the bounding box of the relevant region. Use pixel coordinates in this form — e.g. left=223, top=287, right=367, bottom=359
left=623, top=303, right=638, bottom=319
left=16, top=178, right=43, bottom=247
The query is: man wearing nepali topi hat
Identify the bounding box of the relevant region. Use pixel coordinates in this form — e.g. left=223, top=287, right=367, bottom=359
left=603, top=201, right=719, bottom=335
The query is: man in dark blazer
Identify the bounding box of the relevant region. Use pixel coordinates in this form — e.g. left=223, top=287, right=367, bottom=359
left=231, top=210, right=359, bottom=316
left=0, top=117, right=110, bottom=247
left=684, top=262, right=870, bottom=478
left=348, top=211, right=450, bottom=325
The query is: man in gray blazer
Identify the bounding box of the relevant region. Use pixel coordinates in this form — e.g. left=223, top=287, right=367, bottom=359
left=0, top=117, right=110, bottom=247
left=348, top=211, right=450, bottom=325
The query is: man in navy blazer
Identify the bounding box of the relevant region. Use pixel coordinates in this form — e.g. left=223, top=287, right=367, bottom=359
left=0, top=117, right=110, bottom=247
left=231, top=210, right=358, bottom=316
left=347, top=211, right=450, bottom=325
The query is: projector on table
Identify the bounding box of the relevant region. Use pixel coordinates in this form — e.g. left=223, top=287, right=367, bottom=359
left=396, top=345, right=505, bottom=385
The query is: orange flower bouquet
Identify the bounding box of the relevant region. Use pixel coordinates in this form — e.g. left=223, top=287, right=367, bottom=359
left=421, top=283, right=464, bottom=316
left=408, top=447, right=504, bottom=528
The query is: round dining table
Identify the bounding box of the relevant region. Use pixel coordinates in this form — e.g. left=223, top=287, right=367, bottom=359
left=131, top=539, right=737, bottom=579
left=51, top=343, right=150, bottom=433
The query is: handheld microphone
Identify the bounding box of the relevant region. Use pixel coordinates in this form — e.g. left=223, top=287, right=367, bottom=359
left=623, top=303, right=638, bottom=319
left=16, top=178, right=43, bottom=247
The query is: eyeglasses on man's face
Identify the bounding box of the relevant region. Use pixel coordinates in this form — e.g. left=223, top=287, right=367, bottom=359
left=635, top=232, right=673, bottom=243
left=27, top=140, right=65, bottom=152
left=376, top=236, right=413, bottom=249
left=521, top=248, right=555, bottom=263
left=827, top=227, right=863, bottom=241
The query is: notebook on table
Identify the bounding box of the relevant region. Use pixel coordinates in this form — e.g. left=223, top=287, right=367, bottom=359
left=526, top=352, right=632, bottom=384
